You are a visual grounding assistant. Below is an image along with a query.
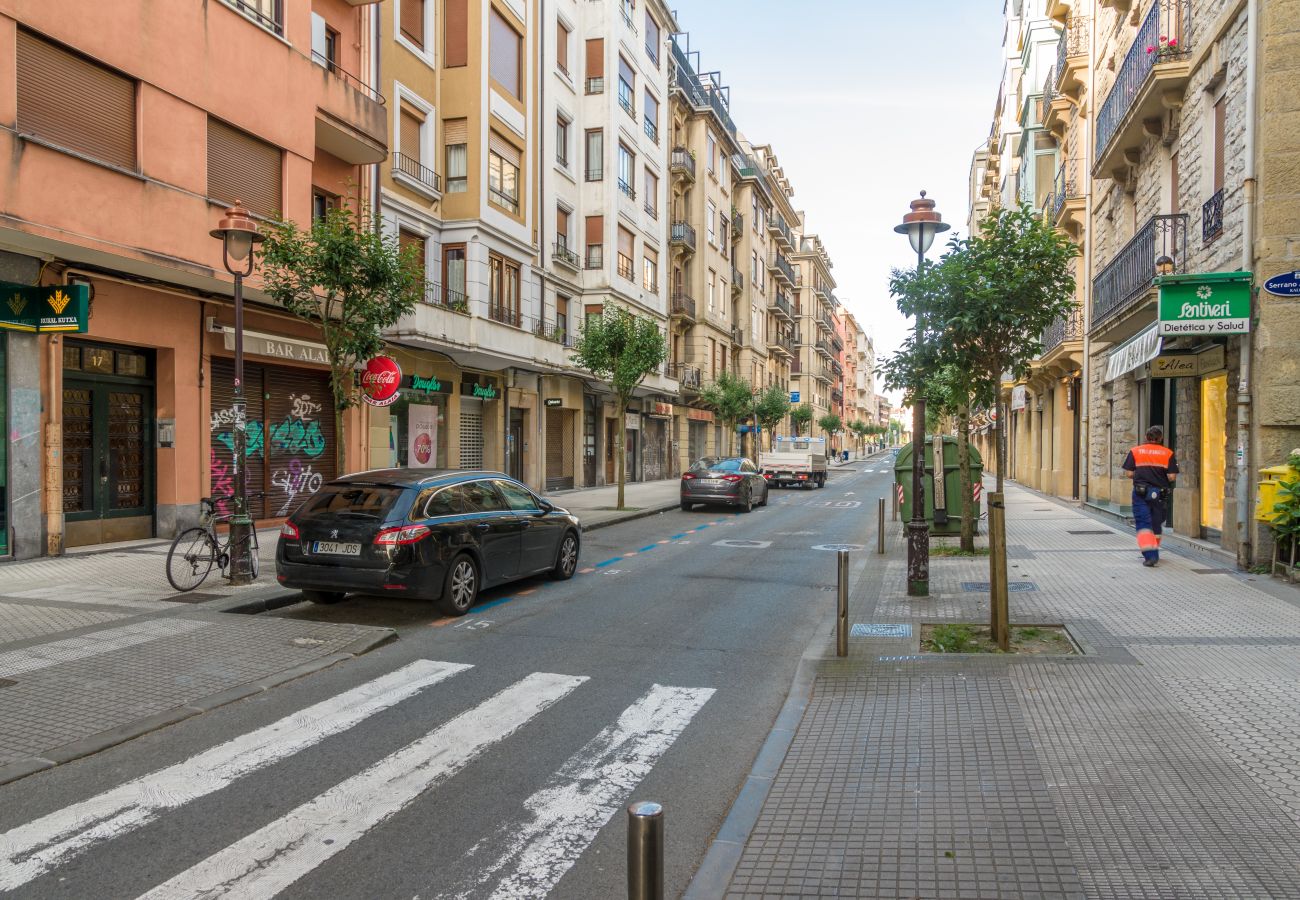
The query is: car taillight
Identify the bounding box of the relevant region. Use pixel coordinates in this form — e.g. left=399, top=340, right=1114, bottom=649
left=722, top=474, right=743, bottom=482
left=763, top=473, right=772, bottom=479
left=280, top=522, right=300, bottom=540
left=681, top=473, right=696, bottom=480
left=374, top=524, right=431, bottom=546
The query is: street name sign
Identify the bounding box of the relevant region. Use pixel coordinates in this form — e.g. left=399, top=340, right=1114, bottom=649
left=1263, top=271, right=1300, bottom=297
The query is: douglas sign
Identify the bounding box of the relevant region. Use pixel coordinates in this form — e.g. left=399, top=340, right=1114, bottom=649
left=360, top=356, right=402, bottom=407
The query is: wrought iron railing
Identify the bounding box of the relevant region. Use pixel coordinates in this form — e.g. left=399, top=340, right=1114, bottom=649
left=732, top=267, right=743, bottom=293
left=668, top=362, right=701, bottom=388
left=670, top=291, right=696, bottom=319
left=831, top=389, right=844, bottom=406
left=780, top=331, right=798, bottom=357
left=771, top=253, right=796, bottom=285
left=1042, top=67, right=1057, bottom=110
left=1040, top=306, right=1084, bottom=353
left=1051, top=158, right=1081, bottom=222
left=617, top=255, right=634, bottom=281
left=585, top=76, right=604, bottom=95
left=768, top=212, right=792, bottom=246
left=731, top=212, right=742, bottom=238
left=670, top=147, right=695, bottom=180
left=831, top=359, right=843, bottom=376
left=618, top=91, right=636, bottom=120
left=392, top=152, right=440, bottom=193
left=618, top=178, right=636, bottom=201
left=534, top=317, right=575, bottom=347
left=670, top=221, right=696, bottom=252
left=818, top=311, right=835, bottom=333
left=730, top=325, right=743, bottom=346
left=769, top=293, right=793, bottom=319
left=1091, top=213, right=1188, bottom=330
left=1202, top=188, right=1224, bottom=243
left=311, top=51, right=385, bottom=104
left=644, top=118, right=658, bottom=144
left=1056, top=16, right=1090, bottom=88
left=586, top=244, right=604, bottom=269
left=228, top=0, right=284, bottom=35
left=831, top=335, right=843, bottom=354
left=488, top=304, right=521, bottom=328
left=420, top=281, right=469, bottom=312
left=815, top=339, right=834, bottom=358
left=1096, top=0, right=1191, bottom=162
left=553, top=239, right=580, bottom=269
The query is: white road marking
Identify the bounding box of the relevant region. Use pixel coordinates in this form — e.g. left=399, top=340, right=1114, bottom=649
left=138, top=672, right=587, bottom=900
left=0, top=660, right=468, bottom=892
left=442, top=683, right=715, bottom=900
left=0, top=619, right=209, bottom=678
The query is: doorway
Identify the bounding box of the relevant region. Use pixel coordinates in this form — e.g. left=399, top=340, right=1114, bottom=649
left=1200, top=372, right=1228, bottom=537
left=1147, top=376, right=1178, bottom=527
left=583, top=400, right=597, bottom=486
left=507, top=408, right=525, bottom=482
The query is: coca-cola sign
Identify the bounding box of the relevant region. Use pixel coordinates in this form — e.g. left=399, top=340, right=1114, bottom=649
left=360, top=356, right=402, bottom=407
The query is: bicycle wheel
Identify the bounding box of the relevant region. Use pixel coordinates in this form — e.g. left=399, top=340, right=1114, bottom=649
left=167, top=528, right=217, bottom=592
left=248, top=528, right=261, bottom=580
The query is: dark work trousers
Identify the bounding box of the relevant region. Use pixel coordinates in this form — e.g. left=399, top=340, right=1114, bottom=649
left=1132, top=487, right=1166, bottom=563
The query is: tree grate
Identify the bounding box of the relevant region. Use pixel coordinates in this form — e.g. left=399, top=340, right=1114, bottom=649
left=961, top=581, right=1039, bottom=592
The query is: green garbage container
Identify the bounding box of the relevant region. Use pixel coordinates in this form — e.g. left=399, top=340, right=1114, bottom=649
left=894, top=436, right=984, bottom=536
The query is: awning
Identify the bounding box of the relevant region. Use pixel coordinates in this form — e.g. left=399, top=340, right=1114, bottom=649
left=1103, top=323, right=1161, bottom=383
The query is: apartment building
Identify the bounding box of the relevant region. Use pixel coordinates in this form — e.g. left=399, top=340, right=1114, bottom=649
left=972, top=0, right=1297, bottom=566
left=0, top=0, right=386, bottom=557
left=791, top=233, right=838, bottom=438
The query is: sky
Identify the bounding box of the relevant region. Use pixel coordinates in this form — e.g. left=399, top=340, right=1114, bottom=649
left=673, top=1, right=1006, bottom=401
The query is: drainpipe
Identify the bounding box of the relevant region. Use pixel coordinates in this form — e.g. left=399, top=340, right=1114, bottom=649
left=1236, top=0, right=1259, bottom=566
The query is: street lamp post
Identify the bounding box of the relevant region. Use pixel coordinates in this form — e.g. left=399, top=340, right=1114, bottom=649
left=894, top=192, right=949, bottom=598
left=210, top=202, right=265, bottom=586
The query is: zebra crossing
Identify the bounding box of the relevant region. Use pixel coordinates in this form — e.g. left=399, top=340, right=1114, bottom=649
left=0, top=661, right=714, bottom=899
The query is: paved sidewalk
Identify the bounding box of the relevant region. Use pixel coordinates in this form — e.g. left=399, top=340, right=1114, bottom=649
left=705, top=482, right=1300, bottom=899
left=546, top=477, right=682, bottom=528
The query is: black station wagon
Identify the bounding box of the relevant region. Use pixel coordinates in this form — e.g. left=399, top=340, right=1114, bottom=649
left=276, top=469, right=581, bottom=616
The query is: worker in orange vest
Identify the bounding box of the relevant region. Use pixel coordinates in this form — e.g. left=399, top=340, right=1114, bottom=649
left=1122, top=425, right=1179, bottom=567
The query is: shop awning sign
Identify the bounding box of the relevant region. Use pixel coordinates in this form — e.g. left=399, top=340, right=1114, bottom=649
left=1103, top=323, right=1162, bottom=383
left=1157, top=271, right=1252, bottom=336
left=0, top=282, right=89, bottom=333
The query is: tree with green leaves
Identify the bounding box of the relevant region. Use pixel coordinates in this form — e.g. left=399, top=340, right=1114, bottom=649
left=817, top=413, right=842, bottom=445
left=848, top=420, right=870, bottom=456
left=698, top=371, right=754, bottom=456
left=753, top=383, right=792, bottom=451
left=571, top=306, right=667, bottom=509
left=258, top=202, right=424, bottom=471
left=790, top=403, right=813, bottom=436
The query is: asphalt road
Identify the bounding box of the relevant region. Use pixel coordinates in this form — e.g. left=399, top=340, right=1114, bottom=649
left=0, top=456, right=898, bottom=900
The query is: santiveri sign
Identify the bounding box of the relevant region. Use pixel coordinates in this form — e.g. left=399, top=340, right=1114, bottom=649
left=1157, top=272, right=1252, bottom=336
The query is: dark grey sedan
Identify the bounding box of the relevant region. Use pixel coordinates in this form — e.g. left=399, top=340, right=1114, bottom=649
left=680, top=457, right=769, bottom=513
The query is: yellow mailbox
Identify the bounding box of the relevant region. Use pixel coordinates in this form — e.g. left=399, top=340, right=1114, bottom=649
left=1256, top=465, right=1297, bottom=523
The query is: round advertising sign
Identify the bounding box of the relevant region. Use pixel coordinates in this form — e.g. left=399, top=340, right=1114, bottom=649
left=413, top=432, right=433, bottom=464
left=360, top=356, right=402, bottom=407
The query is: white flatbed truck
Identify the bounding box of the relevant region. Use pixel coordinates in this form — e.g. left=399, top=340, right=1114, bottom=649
left=759, top=436, right=828, bottom=489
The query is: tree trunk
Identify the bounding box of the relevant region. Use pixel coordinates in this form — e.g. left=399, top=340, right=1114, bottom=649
left=958, top=403, right=974, bottom=552
left=616, top=396, right=627, bottom=510
left=996, top=397, right=1006, bottom=493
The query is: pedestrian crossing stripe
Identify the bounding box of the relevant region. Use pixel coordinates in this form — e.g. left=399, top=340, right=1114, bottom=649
left=0, top=663, right=714, bottom=899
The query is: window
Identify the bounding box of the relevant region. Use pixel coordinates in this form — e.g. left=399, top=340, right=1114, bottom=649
left=707, top=269, right=715, bottom=312
left=752, top=195, right=759, bottom=230
left=556, top=206, right=571, bottom=249
left=618, top=56, right=635, bottom=118
left=489, top=253, right=521, bottom=325
left=644, top=12, right=660, bottom=66
left=490, top=8, right=522, bottom=98
left=752, top=250, right=760, bottom=283
left=323, top=25, right=340, bottom=70
left=399, top=0, right=425, bottom=49
left=643, top=248, right=658, bottom=292
left=398, top=229, right=427, bottom=272
left=399, top=101, right=425, bottom=166
left=556, top=115, right=570, bottom=167
left=1213, top=97, right=1226, bottom=194
left=557, top=20, right=571, bottom=75
left=707, top=131, right=717, bottom=174
left=585, top=129, right=603, bottom=181
left=706, top=201, right=716, bottom=244
left=585, top=215, right=604, bottom=268
left=443, top=244, right=466, bottom=305
left=557, top=305, right=568, bottom=339
left=462, top=480, right=508, bottom=513
left=312, top=189, right=339, bottom=222
left=488, top=134, right=521, bottom=213
left=207, top=118, right=282, bottom=218
left=16, top=29, right=137, bottom=171
left=494, top=480, right=541, bottom=511
left=445, top=0, right=467, bottom=66
left=618, top=143, right=635, bottom=199
left=644, top=168, right=658, bottom=218
left=221, top=0, right=283, bottom=35
left=444, top=118, right=467, bottom=192
left=720, top=212, right=728, bottom=247
left=643, top=90, right=659, bottom=143
left=585, top=38, right=604, bottom=93
left=617, top=227, right=635, bottom=281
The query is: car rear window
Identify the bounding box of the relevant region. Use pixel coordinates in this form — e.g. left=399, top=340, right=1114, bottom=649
left=700, top=458, right=742, bottom=472
left=297, top=484, right=405, bottom=519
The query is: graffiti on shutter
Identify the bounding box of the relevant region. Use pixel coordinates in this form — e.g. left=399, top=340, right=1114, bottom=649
left=266, top=367, right=336, bottom=517
left=210, top=358, right=267, bottom=519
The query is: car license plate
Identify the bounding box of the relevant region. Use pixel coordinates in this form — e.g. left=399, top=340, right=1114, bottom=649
left=701, top=478, right=725, bottom=486
left=313, top=541, right=361, bottom=556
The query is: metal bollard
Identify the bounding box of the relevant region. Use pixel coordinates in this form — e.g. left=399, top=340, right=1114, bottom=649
left=891, top=486, right=898, bottom=521
left=877, top=498, right=886, bottom=554
left=836, top=549, right=849, bottom=657
left=627, top=800, right=664, bottom=900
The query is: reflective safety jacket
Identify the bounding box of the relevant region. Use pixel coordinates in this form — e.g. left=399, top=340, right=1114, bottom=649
left=1122, top=442, right=1179, bottom=491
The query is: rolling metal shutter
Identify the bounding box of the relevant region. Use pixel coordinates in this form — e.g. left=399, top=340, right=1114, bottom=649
left=459, top=407, right=484, bottom=469
left=16, top=29, right=137, bottom=170
left=545, top=409, right=575, bottom=491
left=207, top=118, right=283, bottom=219
left=210, top=358, right=267, bottom=520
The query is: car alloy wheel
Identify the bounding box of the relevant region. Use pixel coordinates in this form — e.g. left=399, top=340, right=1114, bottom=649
left=439, top=555, right=478, bottom=616
left=741, top=488, right=753, bottom=513
left=554, top=533, right=578, bottom=579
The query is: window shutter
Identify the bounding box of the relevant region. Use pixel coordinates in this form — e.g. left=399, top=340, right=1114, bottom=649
left=556, top=207, right=570, bottom=239
left=445, top=0, right=468, bottom=67
left=443, top=118, right=468, bottom=145
left=488, top=132, right=520, bottom=165
left=585, top=215, right=603, bottom=245
left=618, top=227, right=634, bottom=259
left=207, top=118, right=282, bottom=219
left=16, top=29, right=137, bottom=170
left=585, top=39, right=604, bottom=78
left=557, top=23, right=569, bottom=72
left=401, top=0, right=425, bottom=48
left=400, top=103, right=423, bottom=163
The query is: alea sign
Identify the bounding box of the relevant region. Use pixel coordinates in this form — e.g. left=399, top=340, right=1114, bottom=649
left=360, top=356, right=402, bottom=406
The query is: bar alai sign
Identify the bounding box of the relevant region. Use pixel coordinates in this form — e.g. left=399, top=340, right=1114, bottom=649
left=1156, top=271, right=1251, bottom=336
left=0, top=282, right=90, bottom=333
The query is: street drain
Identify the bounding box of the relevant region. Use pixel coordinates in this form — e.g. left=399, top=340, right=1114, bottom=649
left=712, top=539, right=772, bottom=548
left=811, top=543, right=866, bottom=552
left=1067, top=530, right=1114, bottom=535
left=851, top=623, right=911, bottom=638
left=1190, top=568, right=1236, bottom=575
left=160, top=592, right=223, bottom=604
left=961, top=581, right=1039, bottom=592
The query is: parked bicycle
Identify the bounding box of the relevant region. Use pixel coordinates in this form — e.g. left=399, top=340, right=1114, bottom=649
left=166, top=495, right=261, bottom=592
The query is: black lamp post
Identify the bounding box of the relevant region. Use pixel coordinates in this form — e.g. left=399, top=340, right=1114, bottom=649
left=210, top=202, right=265, bottom=585
left=894, top=192, right=948, bottom=597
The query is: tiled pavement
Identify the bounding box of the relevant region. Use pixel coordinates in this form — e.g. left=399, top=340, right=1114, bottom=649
left=722, top=482, right=1300, bottom=899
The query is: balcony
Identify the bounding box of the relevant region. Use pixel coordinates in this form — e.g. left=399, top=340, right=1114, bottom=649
left=534, top=316, right=576, bottom=347
left=817, top=311, right=835, bottom=334
left=618, top=92, right=636, bottom=120
left=1094, top=0, right=1192, bottom=180
left=813, top=365, right=833, bottom=385
left=1050, top=158, right=1085, bottom=233
left=767, top=331, right=795, bottom=359
left=830, top=335, right=843, bottom=354
left=618, top=178, right=636, bottom=201
left=1039, top=305, right=1084, bottom=357
left=1043, top=65, right=1072, bottom=138
left=1202, top=188, right=1224, bottom=244
left=419, top=280, right=470, bottom=313
left=392, top=151, right=441, bottom=198
left=731, top=267, right=743, bottom=295
left=831, top=388, right=844, bottom=406
left=312, top=53, right=387, bottom=164
left=731, top=212, right=742, bottom=240
left=670, top=221, right=696, bottom=254
left=768, top=292, right=794, bottom=323
left=767, top=211, right=793, bottom=249
left=552, top=239, right=580, bottom=271
left=1091, top=213, right=1188, bottom=336
left=1055, top=16, right=1090, bottom=99
left=668, top=362, right=702, bottom=390
left=814, top=339, right=834, bottom=360
left=770, top=252, right=796, bottom=287
left=730, top=325, right=743, bottom=346
left=644, top=118, right=658, bottom=144
left=670, top=291, right=697, bottom=322
left=670, top=147, right=696, bottom=182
